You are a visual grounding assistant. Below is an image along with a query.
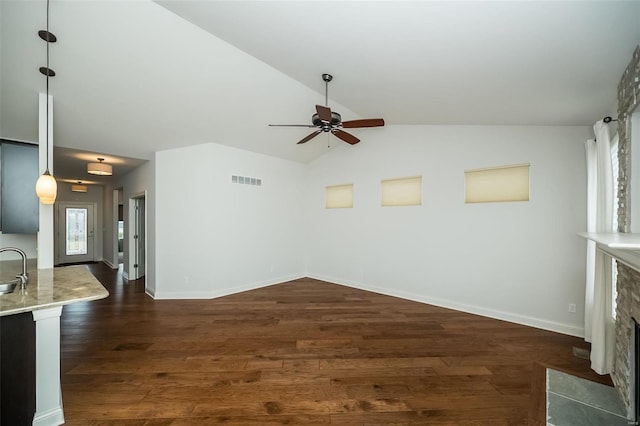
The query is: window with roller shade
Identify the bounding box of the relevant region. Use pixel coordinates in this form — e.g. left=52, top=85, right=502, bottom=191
left=325, top=184, right=353, bottom=209
left=464, top=164, right=530, bottom=203
left=381, top=176, right=422, bottom=207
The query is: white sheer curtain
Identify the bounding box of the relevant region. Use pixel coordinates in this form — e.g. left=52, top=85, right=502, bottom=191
left=584, top=119, right=617, bottom=375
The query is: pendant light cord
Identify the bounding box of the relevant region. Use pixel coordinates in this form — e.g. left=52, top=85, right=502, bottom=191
left=45, top=0, right=51, bottom=174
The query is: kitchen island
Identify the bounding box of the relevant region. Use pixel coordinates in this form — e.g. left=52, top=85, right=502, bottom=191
left=0, top=264, right=108, bottom=426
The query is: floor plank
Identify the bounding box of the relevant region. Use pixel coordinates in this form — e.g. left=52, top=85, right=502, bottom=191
left=60, top=263, right=611, bottom=425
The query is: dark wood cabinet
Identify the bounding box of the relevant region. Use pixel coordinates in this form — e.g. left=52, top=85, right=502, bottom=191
left=0, top=140, right=40, bottom=234
left=0, top=312, right=36, bottom=425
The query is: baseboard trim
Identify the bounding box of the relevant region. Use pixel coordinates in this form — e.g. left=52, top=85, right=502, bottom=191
left=102, top=259, right=118, bottom=269
left=32, top=407, right=64, bottom=426
left=151, top=273, right=305, bottom=300
left=306, top=273, right=585, bottom=338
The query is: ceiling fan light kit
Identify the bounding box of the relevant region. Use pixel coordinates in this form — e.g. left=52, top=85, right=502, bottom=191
left=87, top=157, right=113, bottom=176
left=269, top=73, right=385, bottom=146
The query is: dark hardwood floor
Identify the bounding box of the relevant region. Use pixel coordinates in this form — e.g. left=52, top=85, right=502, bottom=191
left=60, top=263, right=611, bottom=425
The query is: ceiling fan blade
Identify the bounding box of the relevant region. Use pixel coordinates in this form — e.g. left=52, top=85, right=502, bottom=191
left=269, top=124, right=316, bottom=128
left=316, top=105, right=332, bottom=123
left=297, top=130, right=322, bottom=144
left=332, top=129, right=360, bottom=145
left=341, top=118, right=385, bottom=128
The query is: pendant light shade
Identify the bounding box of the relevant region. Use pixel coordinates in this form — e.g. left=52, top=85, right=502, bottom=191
left=87, top=158, right=113, bottom=176
left=71, top=181, right=87, bottom=193
left=36, top=0, right=57, bottom=205
left=36, top=171, right=57, bottom=204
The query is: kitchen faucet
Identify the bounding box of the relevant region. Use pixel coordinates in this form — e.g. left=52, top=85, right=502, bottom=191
left=0, top=247, right=29, bottom=289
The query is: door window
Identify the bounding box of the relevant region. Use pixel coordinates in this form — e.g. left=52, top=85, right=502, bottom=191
left=66, top=208, right=88, bottom=256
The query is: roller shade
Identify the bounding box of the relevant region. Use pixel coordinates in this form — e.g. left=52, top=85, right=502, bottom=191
left=325, top=184, right=353, bottom=209
left=381, top=176, right=422, bottom=207
left=465, top=164, right=530, bottom=203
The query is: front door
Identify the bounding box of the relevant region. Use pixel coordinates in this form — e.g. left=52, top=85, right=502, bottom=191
left=56, top=203, right=95, bottom=264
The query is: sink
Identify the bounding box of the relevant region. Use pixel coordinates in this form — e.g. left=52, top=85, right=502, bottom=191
left=0, top=279, right=18, bottom=295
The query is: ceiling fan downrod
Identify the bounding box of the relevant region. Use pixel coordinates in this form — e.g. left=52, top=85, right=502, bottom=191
left=322, top=73, right=332, bottom=107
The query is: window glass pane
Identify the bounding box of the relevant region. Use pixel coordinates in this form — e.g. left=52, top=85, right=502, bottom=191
left=326, top=184, right=353, bottom=209
left=66, top=208, right=88, bottom=255
left=465, top=164, right=530, bottom=203
left=381, top=176, right=422, bottom=206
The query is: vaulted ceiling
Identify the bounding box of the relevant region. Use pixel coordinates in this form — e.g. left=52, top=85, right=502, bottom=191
left=1, top=1, right=639, bottom=168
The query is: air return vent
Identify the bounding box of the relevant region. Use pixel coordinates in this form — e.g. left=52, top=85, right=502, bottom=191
left=231, top=175, right=262, bottom=186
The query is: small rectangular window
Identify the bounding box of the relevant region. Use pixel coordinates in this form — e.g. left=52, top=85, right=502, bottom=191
left=325, top=184, right=354, bottom=209
left=464, top=164, right=530, bottom=203
left=381, top=176, right=422, bottom=207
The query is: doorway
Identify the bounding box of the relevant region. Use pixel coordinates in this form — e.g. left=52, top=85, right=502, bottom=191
left=55, top=203, right=96, bottom=265
left=117, top=189, right=124, bottom=265
left=109, top=188, right=125, bottom=269
left=129, top=195, right=146, bottom=280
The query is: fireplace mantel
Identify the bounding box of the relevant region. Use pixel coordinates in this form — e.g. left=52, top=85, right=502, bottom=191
left=580, top=232, right=640, bottom=274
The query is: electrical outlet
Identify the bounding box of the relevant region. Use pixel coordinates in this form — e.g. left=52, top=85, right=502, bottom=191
left=568, top=303, right=576, bottom=313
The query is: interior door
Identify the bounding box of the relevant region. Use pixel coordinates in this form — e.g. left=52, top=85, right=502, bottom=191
left=57, top=203, right=95, bottom=264
left=133, top=197, right=145, bottom=279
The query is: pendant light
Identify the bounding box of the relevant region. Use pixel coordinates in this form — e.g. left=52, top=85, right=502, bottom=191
left=87, top=157, right=113, bottom=176
left=71, top=181, right=88, bottom=193
left=35, top=0, right=57, bottom=205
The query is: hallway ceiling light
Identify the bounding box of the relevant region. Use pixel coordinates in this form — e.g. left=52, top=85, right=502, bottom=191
left=35, top=0, right=57, bottom=205
left=71, top=181, right=87, bottom=193
left=87, top=157, right=112, bottom=176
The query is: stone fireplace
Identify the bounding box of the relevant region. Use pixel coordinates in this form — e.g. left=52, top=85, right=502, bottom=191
left=614, top=264, right=640, bottom=414
left=611, top=45, right=640, bottom=416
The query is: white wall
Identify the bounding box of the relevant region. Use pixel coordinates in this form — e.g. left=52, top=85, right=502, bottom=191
left=0, top=233, right=37, bottom=259
left=306, top=125, right=591, bottom=336
left=154, top=142, right=306, bottom=299
left=54, top=182, right=104, bottom=263
left=101, top=182, right=116, bottom=268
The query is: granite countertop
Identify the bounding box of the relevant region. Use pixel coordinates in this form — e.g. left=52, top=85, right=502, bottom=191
left=0, top=262, right=109, bottom=317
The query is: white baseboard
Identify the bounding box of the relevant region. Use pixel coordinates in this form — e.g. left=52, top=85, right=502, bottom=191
left=306, top=273, right=585, bottom=338
left=102, top=258, right=118, bottom=269
left=33, top=407, right=64, bottom=426
left=152, top=273, right=305, bottom=300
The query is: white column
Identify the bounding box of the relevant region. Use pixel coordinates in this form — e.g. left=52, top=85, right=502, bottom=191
left=32, top=306, right=64, bottom=426
left=37, top=92, right=55, bottom=269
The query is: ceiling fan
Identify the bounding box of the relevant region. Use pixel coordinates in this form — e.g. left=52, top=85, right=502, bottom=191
left=269, top=74, right=385, bottom=145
